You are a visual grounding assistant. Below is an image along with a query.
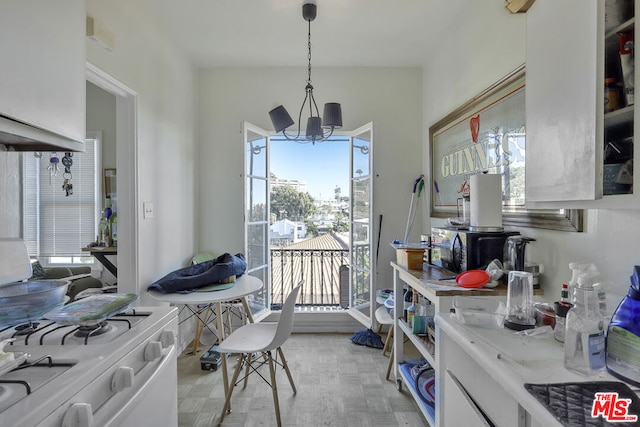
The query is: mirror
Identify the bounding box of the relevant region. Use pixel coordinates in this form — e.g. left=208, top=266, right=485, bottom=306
left=104, top=168, right=116, bottom=213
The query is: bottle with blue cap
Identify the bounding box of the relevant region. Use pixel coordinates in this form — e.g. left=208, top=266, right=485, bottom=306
left=606, top=266, right=640, bottom=386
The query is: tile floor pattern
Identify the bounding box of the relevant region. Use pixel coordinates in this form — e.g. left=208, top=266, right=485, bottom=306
left=177, top=333, right=428, bottom=427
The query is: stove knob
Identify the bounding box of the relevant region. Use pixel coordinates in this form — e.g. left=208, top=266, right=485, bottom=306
left=160, top=330, right=176, bottom=348
left=145, top=340, right=163, bottom=361
left=62, top=402, right=93, bottom=427
left=111, top=366, right=134, bottom=392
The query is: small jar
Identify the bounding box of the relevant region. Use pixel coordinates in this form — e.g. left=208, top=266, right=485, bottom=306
left=605, top=77, right=621, bottom=112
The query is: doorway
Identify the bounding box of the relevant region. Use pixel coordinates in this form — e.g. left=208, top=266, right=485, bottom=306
left=86, top=64, right=138, bottom=294
left=243, top=122, right=375, bottom=328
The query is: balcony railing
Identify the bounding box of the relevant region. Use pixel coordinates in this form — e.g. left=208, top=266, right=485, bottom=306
left=270, top=248, right=349, bottom=309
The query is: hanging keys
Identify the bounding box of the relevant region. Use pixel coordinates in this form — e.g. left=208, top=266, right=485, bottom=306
left=62, top=172, right=73, bottom=196
left=48, top=153, right=60, bottom=185
left=62, top=179, right=73, bottom=196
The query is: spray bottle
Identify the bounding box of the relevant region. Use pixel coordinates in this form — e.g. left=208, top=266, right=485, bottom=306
left=568, top=262, right=593, bottom=301
left=606, top=266, right=640, bottom=386
left=564, top=263, right=606, bottom=375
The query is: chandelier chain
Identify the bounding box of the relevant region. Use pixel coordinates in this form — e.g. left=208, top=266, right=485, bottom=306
left=268, top=2, right=341, bottom=143
left=307, top=19, right=312, bottom=85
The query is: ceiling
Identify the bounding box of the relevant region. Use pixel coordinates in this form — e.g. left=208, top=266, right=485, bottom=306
left=142, top=0, right=469, bottom=68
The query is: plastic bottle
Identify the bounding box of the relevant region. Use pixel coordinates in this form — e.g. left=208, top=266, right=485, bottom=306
left=407, top=289, right=418, bottom=325
left=564, top=263, right=606, bottom=375
left=568, top=262, right=603, bottom=305
left=606, top=266, right=640, bottom=386
left=99, top=211, right=110, bottom=246
left=403, top=289, right=412, bottom=321
left=110, top=212, right=118, bottom=247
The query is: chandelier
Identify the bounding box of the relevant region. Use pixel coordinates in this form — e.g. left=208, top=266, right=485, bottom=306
left=268, top=1, right=342, bottom=144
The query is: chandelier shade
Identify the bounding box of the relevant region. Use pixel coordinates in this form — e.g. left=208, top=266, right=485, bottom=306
left=268, top=1, right=342, bottom=144
left=322, top=103, right=343, bottom=129
left=269, top=105, right=295, bottom=134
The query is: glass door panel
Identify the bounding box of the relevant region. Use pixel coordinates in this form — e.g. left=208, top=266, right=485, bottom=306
left=349, top=123, right=373, bottom=326
left=244, top=122, right=270, bottom=319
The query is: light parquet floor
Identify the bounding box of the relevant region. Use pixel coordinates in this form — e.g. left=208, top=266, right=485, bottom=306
left=177, top=333, right=428, bottom=427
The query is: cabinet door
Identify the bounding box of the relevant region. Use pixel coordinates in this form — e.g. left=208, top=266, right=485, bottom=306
left=443, top=370, right=493, bottom=426
left=526, top=0, right=604, bottom=203
left=0, top=0, right=85, bottom=144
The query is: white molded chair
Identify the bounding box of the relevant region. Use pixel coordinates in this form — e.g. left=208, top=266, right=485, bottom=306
left=216, top=283, right=301, bottom=427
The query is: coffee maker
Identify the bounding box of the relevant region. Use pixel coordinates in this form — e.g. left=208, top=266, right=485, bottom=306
left=503, top=235, right=536, bottom=272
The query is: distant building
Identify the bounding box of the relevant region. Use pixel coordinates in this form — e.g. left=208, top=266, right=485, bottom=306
left=271, top=178, right=308, bottom=194
left=270, top=219, right=307, bottom=246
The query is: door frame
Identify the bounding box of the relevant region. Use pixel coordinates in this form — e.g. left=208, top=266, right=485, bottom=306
left=86, top=62, right=139, bottom=294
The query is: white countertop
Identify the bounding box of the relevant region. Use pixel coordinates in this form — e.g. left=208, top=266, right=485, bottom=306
left=436, top=313, right=640, bottom=426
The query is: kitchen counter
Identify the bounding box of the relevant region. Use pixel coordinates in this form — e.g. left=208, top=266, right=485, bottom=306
left=391, top=262, right=544, bottom=426
left=392, top=262, right=543, bottom=297
left=436, top=313, right=640, bottom=426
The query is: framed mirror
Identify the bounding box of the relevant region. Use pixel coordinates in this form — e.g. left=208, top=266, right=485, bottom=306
left=429, top=65, right=583, bottom=232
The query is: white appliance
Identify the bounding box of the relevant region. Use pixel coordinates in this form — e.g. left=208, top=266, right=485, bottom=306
left=0, top=240, right=179, bottom=427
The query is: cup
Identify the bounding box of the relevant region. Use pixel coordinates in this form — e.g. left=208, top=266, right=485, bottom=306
left=504, top=271, right=535, bottom=331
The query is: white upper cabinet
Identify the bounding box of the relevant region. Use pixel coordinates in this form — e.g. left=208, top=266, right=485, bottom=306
left=0, top=0, right=85, bottom=151
left=526, top=0, right=638, bottom=209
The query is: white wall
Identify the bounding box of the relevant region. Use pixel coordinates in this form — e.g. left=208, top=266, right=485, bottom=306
left=86, top=81, right=116, bottom=170
left=198, top=67, right=423, bottom=290
left=85, top=0, right=198, bottom=306
left=423, top=2, right=637, bottom=307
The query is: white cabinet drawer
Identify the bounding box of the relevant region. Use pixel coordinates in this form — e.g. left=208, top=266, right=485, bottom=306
left=441, top=329, right=522, bottom=426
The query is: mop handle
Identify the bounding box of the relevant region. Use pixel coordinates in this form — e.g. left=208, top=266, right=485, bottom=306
left=403, top=175, right=425, bottom=243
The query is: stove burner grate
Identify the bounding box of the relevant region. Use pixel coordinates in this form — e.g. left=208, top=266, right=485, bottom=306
left=13, top=322, right=40, bottom=335
left=0, top=355, right=74, bottom=395
left=74, top=321, right=112, bottom=338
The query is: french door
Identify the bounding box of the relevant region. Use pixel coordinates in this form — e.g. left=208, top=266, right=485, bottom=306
left=242, top=121, right=374, bottom=327
left=243, top=122, right=270, bottom=322
left=348, top=123, right=374, bottom=327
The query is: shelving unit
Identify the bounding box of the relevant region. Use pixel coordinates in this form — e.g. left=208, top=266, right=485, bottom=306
left=604, top=11, right=635, bottom=196
left=526, top=0, right=638, bottom=207
left=390, top=262, right=538, bottom=426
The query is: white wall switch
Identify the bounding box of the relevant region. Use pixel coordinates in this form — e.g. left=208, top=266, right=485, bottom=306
left=143, top=202, right=154, bottom=219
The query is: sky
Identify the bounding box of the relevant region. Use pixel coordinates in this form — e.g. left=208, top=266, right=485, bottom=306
left=270, top=136, right=350, bottom=202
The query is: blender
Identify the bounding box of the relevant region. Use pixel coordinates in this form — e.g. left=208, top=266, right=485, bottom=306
left=504, top=271, right=536, bottom=331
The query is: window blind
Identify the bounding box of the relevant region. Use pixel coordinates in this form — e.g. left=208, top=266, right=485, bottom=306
left=23, top=137, right=99, bottom=257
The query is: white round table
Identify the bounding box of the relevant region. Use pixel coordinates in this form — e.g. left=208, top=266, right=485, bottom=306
left=147, top=274, right=263, bottom=306
left=148, top=274, right=264, bottom=397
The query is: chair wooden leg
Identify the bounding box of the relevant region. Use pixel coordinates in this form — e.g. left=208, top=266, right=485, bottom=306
left=242, top=352, right=252, bottom=389
left=192, top=306, right=205, bottom=355
left=267, top=351, right=282, bottom=427
left=382, top=324, right=393, bottom=357
left=277, top=347, right=296, bottom=394
left=386, top=345, right=394, bottom=381
left=193, top=305, right=214, bottom=355
left=219, top=353, right=245, bottom=422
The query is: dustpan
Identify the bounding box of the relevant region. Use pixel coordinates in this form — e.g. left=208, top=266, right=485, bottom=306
left=350, top=328, right=384, bottom=349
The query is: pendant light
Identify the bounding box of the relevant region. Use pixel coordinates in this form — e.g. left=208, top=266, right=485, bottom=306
left=268, top=1, right=342, bottom=144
